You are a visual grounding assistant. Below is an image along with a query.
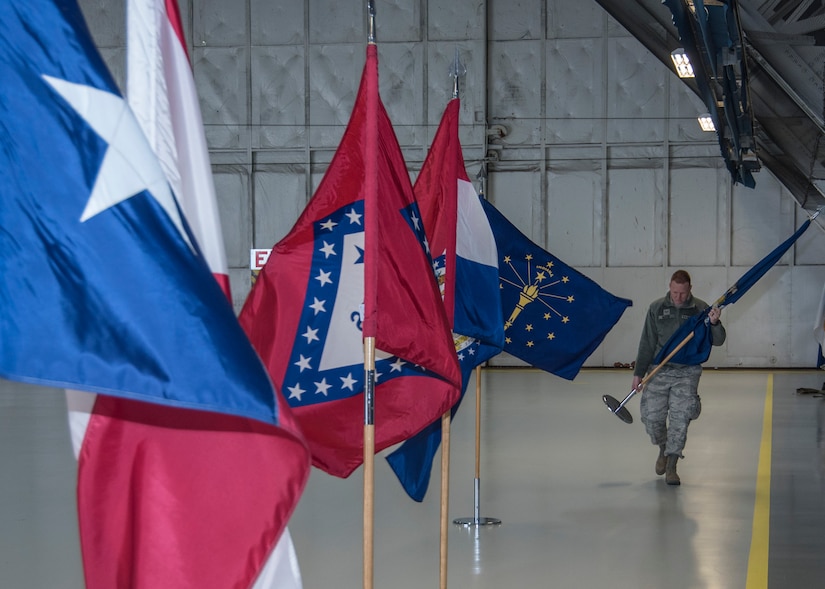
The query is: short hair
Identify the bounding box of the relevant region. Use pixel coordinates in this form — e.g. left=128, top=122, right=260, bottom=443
left=670, top=269, right=691, bottom=285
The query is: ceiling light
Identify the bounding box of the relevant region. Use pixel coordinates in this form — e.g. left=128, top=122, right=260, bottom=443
left=670, top=49, right=694, bottom=78
left=697, top=114, right=715, bottom=132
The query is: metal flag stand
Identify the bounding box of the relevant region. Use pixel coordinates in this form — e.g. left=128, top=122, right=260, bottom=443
left=453, top=164, right=501, bottom=528
left=453, top=364, right=501, bottom=527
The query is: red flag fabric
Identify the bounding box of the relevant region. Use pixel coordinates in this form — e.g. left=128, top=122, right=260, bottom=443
left=69, top=1, right=310, bottom=588
left=239, top=44, right=461, bottom=478
left=73, top=394, right=308, bottom=589
left=411, top=98, right=462, bottom=324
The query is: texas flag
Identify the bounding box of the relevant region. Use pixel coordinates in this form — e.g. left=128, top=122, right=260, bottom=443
left=0, top=2, right=309, bottom=588
left=240, top=44, right=461, bottom=478
left=386, top=98, right=504, bottom=501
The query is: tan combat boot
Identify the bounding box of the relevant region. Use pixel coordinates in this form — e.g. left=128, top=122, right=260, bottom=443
left=655, top=445, right=667, bottom=476
left=665, top=454, right=680, bottom=486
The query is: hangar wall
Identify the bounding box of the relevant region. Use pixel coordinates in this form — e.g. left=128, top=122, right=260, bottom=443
left=78, top=0, right=825, bottom=369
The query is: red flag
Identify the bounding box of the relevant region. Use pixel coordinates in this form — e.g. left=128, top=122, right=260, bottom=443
left=240, top=44, right=461, bottom=478
left=72, top=395, right=308, bottom=589
left=69, top=1, right=310, bottom=588
left=411, top=99, right=461, bottom=324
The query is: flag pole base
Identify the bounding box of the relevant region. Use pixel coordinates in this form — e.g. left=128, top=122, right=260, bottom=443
left=602, top=394, right=634, bottom=424
left=453, top=516, right=501, bottom=527
left=453, top=478, right=501, bottom=526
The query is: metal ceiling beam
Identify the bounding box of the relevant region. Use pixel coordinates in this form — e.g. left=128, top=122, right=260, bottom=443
left=593, top=0, right=825, bottom=213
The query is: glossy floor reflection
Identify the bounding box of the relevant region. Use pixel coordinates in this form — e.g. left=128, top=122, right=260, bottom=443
left=2, top=369, right=824, bottom=588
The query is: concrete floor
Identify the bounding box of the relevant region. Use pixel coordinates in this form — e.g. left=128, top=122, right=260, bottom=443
left=1, top=368, right=824, bottom=588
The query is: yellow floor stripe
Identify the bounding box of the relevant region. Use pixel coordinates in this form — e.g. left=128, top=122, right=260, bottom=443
left=746, top=373, right=773, bottom=589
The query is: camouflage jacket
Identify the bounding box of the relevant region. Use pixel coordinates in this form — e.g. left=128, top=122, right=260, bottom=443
left=633, top=292, right=726, bottom=378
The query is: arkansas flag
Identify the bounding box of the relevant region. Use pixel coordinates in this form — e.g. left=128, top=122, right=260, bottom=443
left=240, top=44, right=461, bottom=478
left=386, top=98, right=504, bottom=501
left=0, top=2, right=309, bottom=588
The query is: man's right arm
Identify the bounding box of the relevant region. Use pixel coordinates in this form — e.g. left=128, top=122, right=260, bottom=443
left=633, top=305, right=657, bottom=382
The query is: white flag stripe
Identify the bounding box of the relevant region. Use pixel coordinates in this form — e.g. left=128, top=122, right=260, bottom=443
left=127, top=0, right=229, bottom=279
left=66, top=389, right=95, bottom=458
left=251, top=528, right=303, bottom=589
left=456, top=178, right=497, bottom=268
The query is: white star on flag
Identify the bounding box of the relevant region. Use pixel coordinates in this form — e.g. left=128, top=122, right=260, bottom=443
left=345, top=208, right=362, bottom=224
left=320, top=241, right=336, bottom=258
left=295, top=355, right=312, bottom=372
left=315, top=270, right=332, bottom=286
left=302, top=326, right=319, bottom=344
left=42, top=75, right=190, bottom=249
left=314, top=378, right=331, bottom=396
left=287, top=383, right=306, bottom=401
left=340, top=373, right=357, bottom=390
left=309, top=298, right=327, bottom=314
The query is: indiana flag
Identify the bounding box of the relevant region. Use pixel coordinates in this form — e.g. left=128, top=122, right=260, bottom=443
left=239, top=44, right=461, bottom=478
left=0, top=2, right=309, bottom=588
left=654, top=219, right=812, bottom=366
left=483, top=201, right=632, bottom=380
left=386, top=98, right=504, bottom=501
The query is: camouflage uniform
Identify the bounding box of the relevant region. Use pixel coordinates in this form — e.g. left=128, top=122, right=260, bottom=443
left=634, top=292, right=726, bottom=457
left=639, top=364, right=702, bottom=455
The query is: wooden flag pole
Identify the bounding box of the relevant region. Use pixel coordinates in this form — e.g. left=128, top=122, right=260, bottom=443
left=439, top=47, right=469, bottom=587
left=440, top=411, right=451, bottom=589
left=363, top=337, right=376, bottom=589
left=363, top=4, right=376, bottom=589
left=453, top=365, right=500, bottom=527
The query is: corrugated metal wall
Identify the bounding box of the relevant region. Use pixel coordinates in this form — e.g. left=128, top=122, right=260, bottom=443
left=79, top=0, right=825, bottom=368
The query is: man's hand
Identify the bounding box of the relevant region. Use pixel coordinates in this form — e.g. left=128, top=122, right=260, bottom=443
left=708, top=306, right=721, bottom=325
left=632, top=375, right=643, bottom=392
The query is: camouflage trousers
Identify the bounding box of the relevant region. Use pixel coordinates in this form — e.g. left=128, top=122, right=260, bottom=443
left=639, top=364, right=702, bottom=456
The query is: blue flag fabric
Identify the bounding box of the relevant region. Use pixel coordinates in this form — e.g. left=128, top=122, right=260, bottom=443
left=0, top=0, right=280, bottom=426
left=482, top=200, right=632, bottom=380
left=651, top=310, right=715, bottom=367
left=719, top=219, right=811, bottom=306
left=653, top=219, right=812, bottom=366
